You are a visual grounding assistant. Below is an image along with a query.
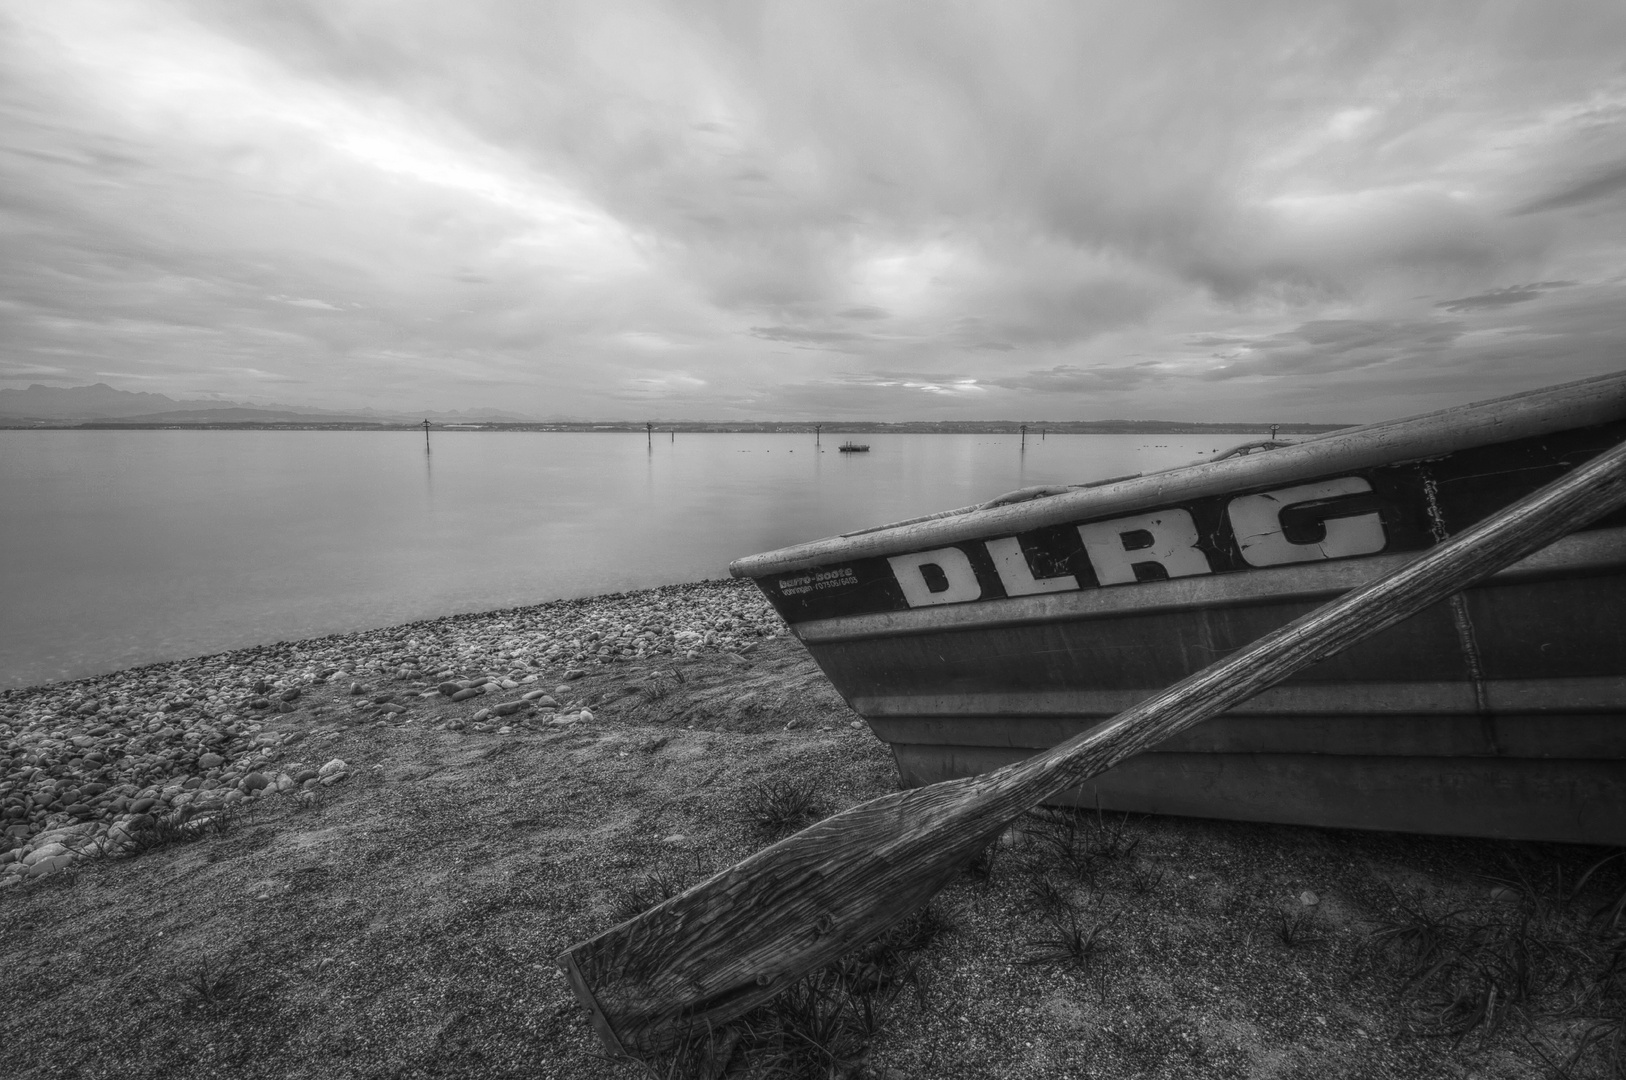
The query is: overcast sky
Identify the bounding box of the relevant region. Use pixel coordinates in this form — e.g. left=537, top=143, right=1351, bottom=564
left=2, top=1, right=1623, bottom=421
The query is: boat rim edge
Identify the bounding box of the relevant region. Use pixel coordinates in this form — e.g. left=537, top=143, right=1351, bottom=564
left=729, top=369, right=1626, bottom=580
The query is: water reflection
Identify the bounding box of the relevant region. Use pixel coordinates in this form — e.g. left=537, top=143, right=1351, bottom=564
left=0, top=430, right=1216, bottom=687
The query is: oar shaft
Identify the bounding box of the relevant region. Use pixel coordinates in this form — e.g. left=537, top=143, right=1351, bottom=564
left=561, top=436, right=1626, bottom=1057
left=1013, top=434, right=1626, bottom=801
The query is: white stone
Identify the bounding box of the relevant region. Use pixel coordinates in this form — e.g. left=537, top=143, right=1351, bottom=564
left=22, top=842, right=68, bottom=866
left=28, top=853, right=76, bottom=876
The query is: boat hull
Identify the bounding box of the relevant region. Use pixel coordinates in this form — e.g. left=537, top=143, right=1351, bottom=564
left=802, top=535, right=1626, bottom=843
left=732, top=376, right=1626, bottom=844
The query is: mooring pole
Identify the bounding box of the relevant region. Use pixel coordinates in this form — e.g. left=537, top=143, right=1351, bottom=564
left=1270, top=424, right=1279, bottom=441
left=422, top=419, right=431, bottom=454
left=647, top=421, right=653, bottom=449
left=1020, top=423, right=1027, bottom=450
left=815, top=423, right=821, bottom=448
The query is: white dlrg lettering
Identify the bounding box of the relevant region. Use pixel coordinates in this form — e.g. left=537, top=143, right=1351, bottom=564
left=1076, top=509, right=1212, bottom=586
left=887, top=547, right=983, bottom=607
left=985, top=537, right=1080, bottom=596
left=1228, top=477, right=1386, bottom=567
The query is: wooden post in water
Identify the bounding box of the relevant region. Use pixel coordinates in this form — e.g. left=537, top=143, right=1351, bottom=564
left=646, top=421, right=653, bottom=449
left=815, top=423, right=821, bottom=448
left=1020, top=423, right=1027, bottom=450
left=421, top=419, right=430, bottom=454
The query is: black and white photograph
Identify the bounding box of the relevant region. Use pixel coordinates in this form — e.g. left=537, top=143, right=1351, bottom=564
left=2, top=2, right=1625, bottom=1077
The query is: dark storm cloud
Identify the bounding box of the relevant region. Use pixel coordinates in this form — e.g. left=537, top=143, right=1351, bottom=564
left=1197, top=319, right=1466, bottom=382
left=2, top=1, right=1624, bottom=418
left=1435, top=282, right=1577, bottom=312
left=1513, top=160, right=1626, bottom=216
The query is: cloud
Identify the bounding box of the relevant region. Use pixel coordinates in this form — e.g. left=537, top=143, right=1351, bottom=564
left=749, top=325, right=879, bottom=348
left=1513, top=160, right=1626, bottom=215
left=756, top=371, right=996, bottom=418
left=1, top=0, right=1624, bottom=418
left=985, top=363, right=1165, bottom=394
left=274, top=296, right=343, bottom=310
left=1435, top=282, right=1577, bottom=312
left=611, top=370, right=709, bottom=401
left=1195, top=319, right=1466, bottom=382
left=838, top=371, right=989, bottom=396
left=0, top=363, right=75, bottom=381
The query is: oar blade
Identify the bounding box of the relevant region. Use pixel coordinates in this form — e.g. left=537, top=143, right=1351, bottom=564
left=561, top=774, right=1022, bottom=1055
left=559, top=436, right=1626, bottom=1058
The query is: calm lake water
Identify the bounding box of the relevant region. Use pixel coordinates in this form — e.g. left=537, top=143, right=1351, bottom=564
left=0, top=430, right=1224, bottom=688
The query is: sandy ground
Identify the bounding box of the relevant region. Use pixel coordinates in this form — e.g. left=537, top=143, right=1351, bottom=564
left=3, top=634, right=1623, bottom=1079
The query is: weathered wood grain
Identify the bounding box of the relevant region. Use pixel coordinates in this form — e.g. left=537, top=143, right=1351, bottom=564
left=559, top=435, right=1626, bottom=1057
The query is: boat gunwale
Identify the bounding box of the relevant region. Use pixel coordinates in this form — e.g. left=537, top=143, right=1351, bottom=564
left=788, top=526, right=1626, bottom=644
left=729, top=370, right=1626, bottom=580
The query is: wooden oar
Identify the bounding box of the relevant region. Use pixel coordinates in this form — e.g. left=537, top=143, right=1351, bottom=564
left=559, top=436, right=1626, bottom=1057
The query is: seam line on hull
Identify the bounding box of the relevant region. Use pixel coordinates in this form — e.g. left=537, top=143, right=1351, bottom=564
left=1423, top=471, right=1500, bottom=754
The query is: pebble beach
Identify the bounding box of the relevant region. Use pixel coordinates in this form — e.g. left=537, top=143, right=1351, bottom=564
left=4, top=575, right=1620, bottom=1079
left=0, top=578, right=782, bottom=884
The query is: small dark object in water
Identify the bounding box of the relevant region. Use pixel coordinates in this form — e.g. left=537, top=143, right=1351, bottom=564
left=838, top=442, right=869, bottom=453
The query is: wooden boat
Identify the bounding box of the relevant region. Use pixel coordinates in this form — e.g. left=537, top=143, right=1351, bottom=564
left=731, top=373, right=1626, bottom=844
left=838, top=441, right=870, bottom=453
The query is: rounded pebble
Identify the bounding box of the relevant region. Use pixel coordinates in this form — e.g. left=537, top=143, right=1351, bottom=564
left=0, top=579, right=784, bottom=871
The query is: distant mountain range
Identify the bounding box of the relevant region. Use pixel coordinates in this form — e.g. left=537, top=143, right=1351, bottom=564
left=0, top=382, right=1350, bottom=433
left=0, top=383, right=537, bottom=424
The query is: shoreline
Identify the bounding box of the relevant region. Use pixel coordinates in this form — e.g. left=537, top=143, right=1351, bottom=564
left=3, top=579, right=1623, bottom=1077
left=0, top=574, right=765, bottom=694
left=1, top=577, right=779, bottom=880
left=3, top=420, right=1352, bottom=433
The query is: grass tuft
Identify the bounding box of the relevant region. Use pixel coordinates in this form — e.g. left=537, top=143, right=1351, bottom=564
left=636, top=902, right=951, bottom=1079
left=1347, top=852, right=1626, bottom=1074
left=1126, top=859, right=1166, bottom=896
left=747, top=967, right=872, bottom=1078
left=121, top=803, right=244, bottom=857
left=1369, top=894, right=1463, bottom=979
left=1083, top=806, right=1142, bottom=862
left=611, top=866, right=692, bottom=924
left=1575, top=850, right=1626, bottom=935
left=1272, top=907, right=1321, bottom=949
left=1024, top=869, right=1074, bottom=916
left=1022, top=904, right=1118, bottom=970
left=1020, top=809, right=1097, bottom=885
left=640, top=672, right=682, bottom=702
left=180, top=956, right=240, bottom=1011
left=961, top=839, right=999, bottom=884
left=740, top=777, right=825, bottom=838
left=630, top=1025, right=739, bottom=1080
